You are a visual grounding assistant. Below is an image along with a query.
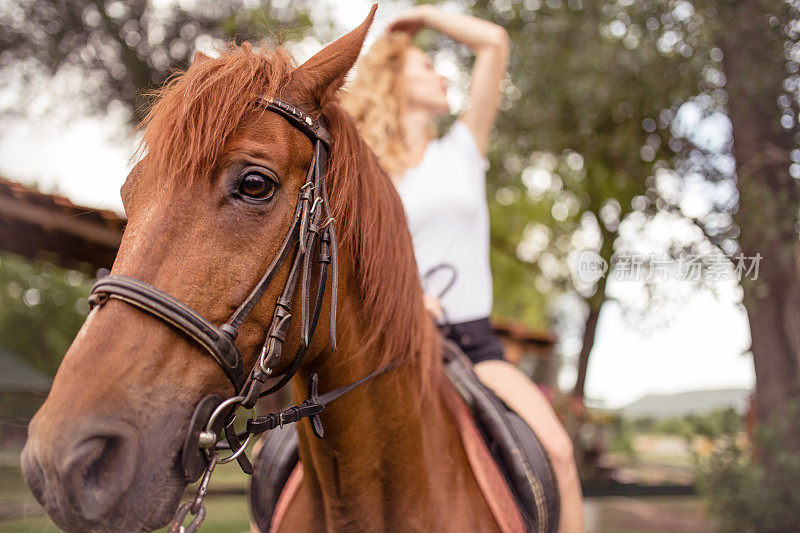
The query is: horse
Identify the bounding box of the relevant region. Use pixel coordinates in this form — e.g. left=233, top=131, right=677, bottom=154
left=20, top=6, right=523, bottom=532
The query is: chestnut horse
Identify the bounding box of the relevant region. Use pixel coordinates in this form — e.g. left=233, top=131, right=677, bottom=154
left=21, top=7, right=503, bottom=532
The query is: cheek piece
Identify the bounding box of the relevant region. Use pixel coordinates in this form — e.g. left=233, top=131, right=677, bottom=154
left=86, top=97, right=398, bottom=533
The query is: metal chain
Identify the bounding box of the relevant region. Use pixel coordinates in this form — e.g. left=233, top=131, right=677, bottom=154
left=169, top=453, right=218, bottom=533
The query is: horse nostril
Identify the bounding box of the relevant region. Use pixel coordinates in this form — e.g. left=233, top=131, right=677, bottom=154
left=59, top=429, right=138, bottom=521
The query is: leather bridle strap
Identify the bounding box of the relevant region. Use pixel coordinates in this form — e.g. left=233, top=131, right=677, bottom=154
left=247, top=219, right=331, bottom=400
left=245, top=360, right=400, bottom=438
left=88, top=275, right=246, bottom=390
left=224, top=197, right=304, bottom=332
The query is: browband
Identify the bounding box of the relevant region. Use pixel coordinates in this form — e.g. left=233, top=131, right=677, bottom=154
left=256, top=97, right=333, bottom=148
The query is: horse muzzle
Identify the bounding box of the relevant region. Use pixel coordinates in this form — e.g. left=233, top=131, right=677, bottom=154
left=21, top=414, right=184, bottom=532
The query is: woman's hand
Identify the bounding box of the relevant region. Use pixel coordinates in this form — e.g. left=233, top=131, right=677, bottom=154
left=423, top=293, right=444, bottom=322
left=386, top=5, right=430, bottom=36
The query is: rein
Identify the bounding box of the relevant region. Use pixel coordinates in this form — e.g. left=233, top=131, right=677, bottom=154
left=86, top=98, right=397, bottom=533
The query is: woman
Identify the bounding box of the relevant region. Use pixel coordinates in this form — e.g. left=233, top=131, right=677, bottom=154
left=342, top=5, right=584, bottom=532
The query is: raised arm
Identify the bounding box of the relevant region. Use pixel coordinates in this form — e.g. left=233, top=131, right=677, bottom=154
left=388, top=5, right=510, bottom=156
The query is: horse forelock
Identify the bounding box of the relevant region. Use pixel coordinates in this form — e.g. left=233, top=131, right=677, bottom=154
left=136, top=41, right=296, bottom=188
left=137, top=42, right=440, bottom=399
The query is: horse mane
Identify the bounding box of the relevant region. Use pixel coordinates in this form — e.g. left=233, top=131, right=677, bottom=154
left=321, top=101, right=440, bottom=396
left=137, top=42, right=440, bottom=397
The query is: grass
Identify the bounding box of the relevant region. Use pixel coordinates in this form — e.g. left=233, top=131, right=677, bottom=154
left=0, top=496, right=252, bottom=533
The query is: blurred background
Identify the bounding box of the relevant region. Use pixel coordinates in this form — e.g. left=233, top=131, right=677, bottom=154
left=0, top=0, right=799, bottom=531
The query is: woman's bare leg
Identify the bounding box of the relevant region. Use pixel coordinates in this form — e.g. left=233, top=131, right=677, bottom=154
left=473, top=360, right=584, bottom=533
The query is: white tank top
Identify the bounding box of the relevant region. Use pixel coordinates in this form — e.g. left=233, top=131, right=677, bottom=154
left=395, top=120, right=493, bottom=323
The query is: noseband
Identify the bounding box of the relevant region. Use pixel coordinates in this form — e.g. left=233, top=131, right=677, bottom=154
left=87, top=98, right=396, bottom=533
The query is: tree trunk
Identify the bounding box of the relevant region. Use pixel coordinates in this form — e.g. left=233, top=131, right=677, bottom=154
left=715, top=0, right=800, bottom=427
left=572, top=216, right=613, bottom=400
left=743, top=244, right=800, bottom=425
left=573, top=305, right=600, bottom=399
left=572, top=272, right=607, bottom=399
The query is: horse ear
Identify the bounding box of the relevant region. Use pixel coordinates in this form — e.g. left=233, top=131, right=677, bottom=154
left=187, top=51, right=210, bottom=73
left=293, top=4, right=377, bottom=107
left=193, top=51, right=210, bottom=64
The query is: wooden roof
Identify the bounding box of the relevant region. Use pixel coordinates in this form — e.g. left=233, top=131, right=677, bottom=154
left=0, top=177, right=124, bottom=272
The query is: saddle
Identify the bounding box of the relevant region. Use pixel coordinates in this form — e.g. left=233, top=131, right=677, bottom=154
left=248, top=340, right=560, bottom=533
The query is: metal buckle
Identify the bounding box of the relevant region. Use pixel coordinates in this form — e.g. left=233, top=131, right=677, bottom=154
left=309, top=197, right=323, bottom=215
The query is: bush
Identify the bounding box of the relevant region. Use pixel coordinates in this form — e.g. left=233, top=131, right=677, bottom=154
left=609, top=416, right=634, bottom=455
left=0, top=252, right=92, bottom=376
left=699, top=402, right=800, bottom=532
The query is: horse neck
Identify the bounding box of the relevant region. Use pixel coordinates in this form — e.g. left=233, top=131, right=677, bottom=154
left=290, top=290, right=466, bottom=529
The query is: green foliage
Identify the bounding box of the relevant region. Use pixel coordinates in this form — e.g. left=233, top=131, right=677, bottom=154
left=458, top=0, right=718, bottom=314
left=699, top=401, right=800, bottom=532
left=653, top=416, right=694, bottom=439
left=489, top=233, right=548, bottom=326
left=0, top=252, right=92, bottom=376
left=630, top=416, right=657, bottom=433
left=682, top=407, right=742, bottom=438
left=609, top=416, right=635, bottom=454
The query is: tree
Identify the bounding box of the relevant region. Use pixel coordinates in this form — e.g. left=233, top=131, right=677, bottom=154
left=447, top=0, right=720, bottom=397
left=704, top=0, right=800, bottom=431
left=0, top=0, right=317, bottom=124
left=461, top=0, right=800, bottom=442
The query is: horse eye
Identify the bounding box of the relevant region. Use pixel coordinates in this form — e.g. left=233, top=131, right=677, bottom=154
left=239, top=172, right=275, bottom=200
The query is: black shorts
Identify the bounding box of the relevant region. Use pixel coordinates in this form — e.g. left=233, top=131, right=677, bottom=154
left=442, top=317, right=504, bottom=365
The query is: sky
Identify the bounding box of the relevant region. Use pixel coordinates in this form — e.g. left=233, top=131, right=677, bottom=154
left=580, top=288, right=753, bottom=408
left=0, top=0, right=755, bottom=409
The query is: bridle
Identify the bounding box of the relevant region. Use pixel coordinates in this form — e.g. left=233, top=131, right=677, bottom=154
left=89, top=97, right=337, bottom=397
left=87, top=97, right=396, bottom=533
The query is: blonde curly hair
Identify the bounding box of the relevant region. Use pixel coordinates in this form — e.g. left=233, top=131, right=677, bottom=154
left=341, top=31, right=413, bottom=175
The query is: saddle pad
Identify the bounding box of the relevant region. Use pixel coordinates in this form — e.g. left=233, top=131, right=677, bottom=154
left=268, top=463, right=303, bottom=533
left=439, top=373, right=527, bottom=532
